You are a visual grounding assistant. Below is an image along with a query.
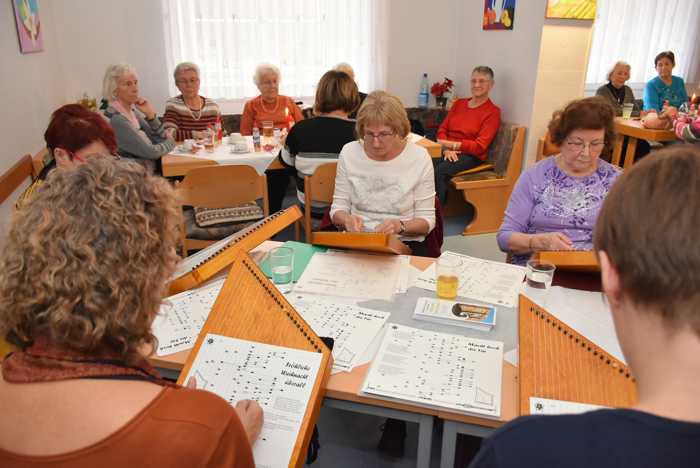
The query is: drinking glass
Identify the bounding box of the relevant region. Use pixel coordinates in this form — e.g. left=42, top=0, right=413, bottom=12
left=262, top=121, right=274, bottom=138
left=525, top=260, right=556, bottom=292
left=622, top=103, right=634, bottom=119
left=270, top=247, right=294, bottom=293
left=436, top=255, right=462, bottom=300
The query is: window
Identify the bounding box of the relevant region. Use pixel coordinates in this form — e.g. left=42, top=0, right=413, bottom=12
left=162, top=0, right=385, bottom=101
left=585, top=0, right=700, bottom=92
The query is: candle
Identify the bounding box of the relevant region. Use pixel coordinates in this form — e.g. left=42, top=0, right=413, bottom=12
left=285, top=107, right=294, bottom=130
left=693, top=93, right=698, bottom=106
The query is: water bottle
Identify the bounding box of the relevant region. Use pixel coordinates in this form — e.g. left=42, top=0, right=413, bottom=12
left=252, top=127, right=261, bottom=152
left=419, top=73, right=429, bottom=108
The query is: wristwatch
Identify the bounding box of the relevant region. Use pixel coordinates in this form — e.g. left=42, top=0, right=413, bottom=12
left=398, top=220, right=406, bottom=235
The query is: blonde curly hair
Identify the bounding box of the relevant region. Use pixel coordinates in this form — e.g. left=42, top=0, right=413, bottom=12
left=0, top=158, right=181, bottom=364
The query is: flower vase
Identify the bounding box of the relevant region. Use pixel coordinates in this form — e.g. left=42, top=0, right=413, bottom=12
left=435, top=96, right=448, bottom=109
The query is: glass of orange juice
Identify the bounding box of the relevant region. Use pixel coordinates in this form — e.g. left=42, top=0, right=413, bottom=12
left=436, top=255, right=461, bottom=300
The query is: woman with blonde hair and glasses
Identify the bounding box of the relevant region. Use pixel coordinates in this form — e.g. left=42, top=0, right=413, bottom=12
left=0, top=158, right=261, bottom=467
left=497, top=97, right=621, bottom=265
left=330, top=91, right=436, bottom=257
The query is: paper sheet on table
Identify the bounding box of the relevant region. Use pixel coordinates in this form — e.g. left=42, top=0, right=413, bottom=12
left=530, top=397, right=606, bottom=415
left=415, top=251, right=526, bottom=307
left=294, top=251, right=402, bottom=301
left=288, top=294, right=390, bottom=373
left=152, top=278, right=226, bottom=355
left=523, top=285, right=625, bottom=364
left=184, top=334, right=322, bottom=468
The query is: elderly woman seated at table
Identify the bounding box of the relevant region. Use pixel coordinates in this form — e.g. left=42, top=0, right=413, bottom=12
left=0, top=158, right=262, bottom=467
left=163, top=61, right=221, bottom=141
left=102, top=63, right=175, bottom=172
left=241, top=63, right=304, bottom=213
left=472, top=146, right=700, bottom=468
left=434, top=66, right=501, bottom=206
left=280, top=69, right=359, bottom=212
left=330, top=91, right=436, bottom=257
left=497, top=97, right=621, bottom=265
left=596, top=61, right=650, bottom=161
left=240, top=63, right=304, bottom=135
left=643, top=50, right=689, bottom=112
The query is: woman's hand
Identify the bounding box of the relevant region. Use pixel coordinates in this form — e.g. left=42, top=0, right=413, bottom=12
left=375, top=218, right=402, bottom=235
left=443, top=150, right=460, bottom=162
left=235, top=400, right=264, bottom=445
left=164, top=128, right=176, bottom=141
left=343, top=214, right=364, bottom=232
left=531, top=232, right=573, bottom=251
left=134, top=97, right=157, bottom=120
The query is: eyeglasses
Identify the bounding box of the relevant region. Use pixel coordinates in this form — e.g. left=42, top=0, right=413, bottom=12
left=565, top=139, right=605, bottom=153
left=176, top=78, right=200, bottom=85
left=363, top=131, right=396, bottom=142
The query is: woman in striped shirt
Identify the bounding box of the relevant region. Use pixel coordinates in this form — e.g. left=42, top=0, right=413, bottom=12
left=163, top=62, right=221, bottom=141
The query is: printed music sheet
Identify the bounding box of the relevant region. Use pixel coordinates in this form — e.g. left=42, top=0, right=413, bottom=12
left=288, top=294, right=390, bottom=373
left=293, top=251, right=402, bottom=301
left=184, top=334, right=322, bottom=468
left=362, top=324, right=503, bottom=417
left=152, top=278, right=225, bottom=356
left=415, top=251, right=525, bottom=307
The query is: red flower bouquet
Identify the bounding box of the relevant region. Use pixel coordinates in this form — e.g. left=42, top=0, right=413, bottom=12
left=430, top=77, right=454, bottom=97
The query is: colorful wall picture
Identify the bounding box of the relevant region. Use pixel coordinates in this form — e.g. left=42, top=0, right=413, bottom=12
left=12, top=0, right=43, bottom=53
left=483, top=0, right=516, bottom=30
left=545, top=0, right=596, bottom=20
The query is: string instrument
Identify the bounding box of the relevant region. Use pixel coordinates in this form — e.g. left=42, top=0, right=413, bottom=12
left=310, top=231, right=411, bottom=255
left=169, top=206, right=302, bottom=295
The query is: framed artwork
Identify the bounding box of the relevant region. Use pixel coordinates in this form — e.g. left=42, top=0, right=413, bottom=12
left=545, top=0, right=596, bottom=20
left=483, top=0, right=516, bottom=30
left=12, top=0, right=43, bottom=54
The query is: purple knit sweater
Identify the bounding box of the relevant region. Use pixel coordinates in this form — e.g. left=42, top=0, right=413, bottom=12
left=497, top=156, right=621, bottom=265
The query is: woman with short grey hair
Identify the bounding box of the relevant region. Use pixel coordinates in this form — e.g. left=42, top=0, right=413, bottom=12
left=102, top=63, right=175, bottom=172
left=163, top=61, right=221, bottom=140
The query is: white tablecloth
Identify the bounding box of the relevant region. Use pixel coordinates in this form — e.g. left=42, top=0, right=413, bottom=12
left=169, top=136, right=278, bottom=175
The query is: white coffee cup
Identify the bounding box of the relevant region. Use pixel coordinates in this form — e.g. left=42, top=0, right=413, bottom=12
left=183, top=139, right=195, bottom=151
left=234, top=141, right=248, bottom=152
left=230, top=132, right=244, bottom=142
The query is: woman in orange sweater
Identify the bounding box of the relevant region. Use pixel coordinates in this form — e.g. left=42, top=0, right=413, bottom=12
left=434, top=66, right=501, bottom=206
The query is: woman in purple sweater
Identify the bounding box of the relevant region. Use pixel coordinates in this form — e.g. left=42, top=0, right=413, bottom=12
left=498, top=97, right=621, bottom=265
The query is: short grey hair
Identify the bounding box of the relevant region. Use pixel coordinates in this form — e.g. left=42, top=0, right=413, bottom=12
left=472, top=66, right=494, bottom=80
left=253, top=63, right=281, bottom=86
left=173, top=62, right=200, bottom=81
left=334, top=62, right=355, bottom=80
left=607, top=61, right=631, bottom=81
left=102, top=63, right=137, bottom=101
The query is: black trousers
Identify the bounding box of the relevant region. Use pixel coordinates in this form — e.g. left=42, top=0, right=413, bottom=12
left=434, top=153, right=483, bottom=206
left=265, top=167, right=295, bottom=214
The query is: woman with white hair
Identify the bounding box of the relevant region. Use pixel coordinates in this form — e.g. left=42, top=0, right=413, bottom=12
left=163, top=62, right=221, bottom=141
left=595, top=61, right=637, bottom=116
left=102, top=64, right=175, bottom=172
left=240, top=63, right=303, bottom=136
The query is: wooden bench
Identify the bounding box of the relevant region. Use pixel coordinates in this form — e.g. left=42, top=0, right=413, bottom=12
left=450, top=123, right=526, bottom=235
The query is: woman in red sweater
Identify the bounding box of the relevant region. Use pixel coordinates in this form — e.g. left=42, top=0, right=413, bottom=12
left=434, top=66, right=501, bottom=205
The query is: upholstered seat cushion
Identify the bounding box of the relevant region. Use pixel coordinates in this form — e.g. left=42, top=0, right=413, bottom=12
left=194, top=202, right=263, bottom=227
left=184, top=204, right=263, bottom=241
left=451, top=169, right=500, bottom=184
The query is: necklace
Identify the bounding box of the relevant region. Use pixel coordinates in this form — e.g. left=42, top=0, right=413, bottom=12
left=185, top=96, right=204, bottom=121
left=260, top=96, right=280, bottom=114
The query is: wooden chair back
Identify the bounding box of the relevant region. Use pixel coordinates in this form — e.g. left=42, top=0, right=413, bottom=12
left=31, top=148, right=51, bottom=179
left=0, top=154, right=34, bottom=205
left=302, top=162, right=337, bottom=241
left=536, top=130, right=560, bottom=162
left=175, top=164, right=269, bottom=252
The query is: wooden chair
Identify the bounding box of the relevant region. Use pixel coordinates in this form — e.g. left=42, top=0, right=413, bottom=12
left=451, top=123, right=526, bottom=235
left=31, top=148, right=52, bottom=178
left=175, top=165, right=269, bottom=253
left=0, top=154, right=34, bottom=206
left=536, top=130, right=560, bottom=162
left=301, top=162, right=337, bottom=241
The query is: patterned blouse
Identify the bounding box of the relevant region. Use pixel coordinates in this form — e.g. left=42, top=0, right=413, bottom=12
left=497, top=156, right=621, bottom=265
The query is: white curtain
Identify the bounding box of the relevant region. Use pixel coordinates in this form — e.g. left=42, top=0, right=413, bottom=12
left=162, top=0, right=386, bottom=100
left=586, top=0, right=700, bottom=87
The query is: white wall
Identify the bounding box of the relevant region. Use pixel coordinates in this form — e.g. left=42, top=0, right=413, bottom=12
left=384, top=0, right=458, bottom=108
left=455, top=0, right=546, bottom=126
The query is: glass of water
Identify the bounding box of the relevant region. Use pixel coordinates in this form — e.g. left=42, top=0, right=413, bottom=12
left=270, top=247, right=294, bottom=293
left=525, top=260, right=556, bottom=300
